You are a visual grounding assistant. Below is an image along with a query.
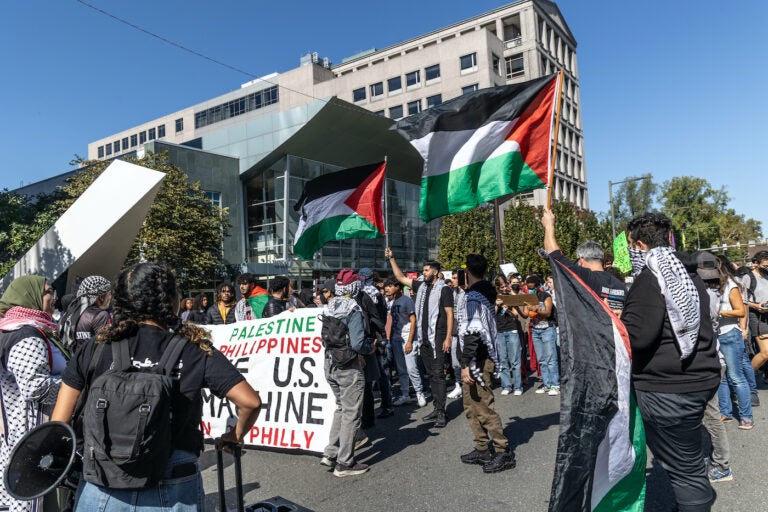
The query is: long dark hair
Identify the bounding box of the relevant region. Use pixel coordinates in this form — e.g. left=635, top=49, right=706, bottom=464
left=96, top=262, right=212, bottom=355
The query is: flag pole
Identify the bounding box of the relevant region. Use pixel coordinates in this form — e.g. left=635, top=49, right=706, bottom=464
left=547, top=68, right=565, bottom=209
left=493, top=199, right=504, bottom=273
left=383, top=157, right=389, bottom=251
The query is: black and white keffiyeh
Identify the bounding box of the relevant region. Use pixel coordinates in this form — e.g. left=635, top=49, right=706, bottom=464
left=643, top=246, right=701, bottom=359
left=324, top=280, right=362, bottom=320
left=460, top=290, right=500, bottom=386
left=414, top=279, right=446, bottom=351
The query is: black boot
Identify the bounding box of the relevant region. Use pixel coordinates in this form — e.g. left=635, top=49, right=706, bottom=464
left=482, top=449, right=516, bottom=473
left=434, top=410, right=447, bottom=428
left=422, top=408, right=439, bottom=421
left=460, top=448, right=493, bottom=465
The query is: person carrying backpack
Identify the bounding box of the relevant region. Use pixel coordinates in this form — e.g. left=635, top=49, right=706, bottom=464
left=51, top=262, right=262, bottom=511
left=319, top=269, right=374, bottom=477
left=58, top=275, right=112, bottom=354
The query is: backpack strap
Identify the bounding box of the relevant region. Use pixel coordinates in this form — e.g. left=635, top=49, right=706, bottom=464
left=158, top=335, right=188, bottom=375
left=747, top=272, right=757, bottom=302
left=111, top=340, right=132, bottom=371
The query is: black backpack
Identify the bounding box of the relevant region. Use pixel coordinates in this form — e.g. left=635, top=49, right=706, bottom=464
left=320, top=314, right=358, bottom=369
left=82, top=335, right=186, bottom=489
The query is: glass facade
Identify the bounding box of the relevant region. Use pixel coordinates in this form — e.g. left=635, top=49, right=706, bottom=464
left=244, top=155, right=439, bottom=280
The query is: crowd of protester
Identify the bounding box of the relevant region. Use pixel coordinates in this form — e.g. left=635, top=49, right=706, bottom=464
left=1, top=210, right=767, bottom=510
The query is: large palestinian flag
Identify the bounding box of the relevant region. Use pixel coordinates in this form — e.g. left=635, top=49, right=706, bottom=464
left=293, top=162, right=386, bottom=260
left=394, top=74, right=559, bottom=222
left=548, top=257, right=646, bottom=512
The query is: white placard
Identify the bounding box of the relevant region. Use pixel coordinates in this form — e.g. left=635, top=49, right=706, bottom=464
left=499, top=262, right=519, bottom=277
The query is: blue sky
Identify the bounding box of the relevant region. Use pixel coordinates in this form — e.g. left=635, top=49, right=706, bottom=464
left=1, top=0, right=765, bottom=233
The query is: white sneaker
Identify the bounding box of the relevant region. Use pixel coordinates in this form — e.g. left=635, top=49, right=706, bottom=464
left=500, top=389, right=511, bottom=396
left=416, top=392, right=427, bottom=407
left=513, top=390, right=523, bottom=396
left=548, top=386, right=560, bottom=396
left=535, top=384, right=548, bottom=394
left=392, top=395, right=411, bottom=406
left=447, top=384, right=462, bottom=399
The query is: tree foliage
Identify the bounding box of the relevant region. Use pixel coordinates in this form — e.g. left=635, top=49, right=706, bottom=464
left=0, top=153, right=230, bottom=292
left=611, top=174, right=657, bottom=232
left=436, top=205, right=497, bottom=273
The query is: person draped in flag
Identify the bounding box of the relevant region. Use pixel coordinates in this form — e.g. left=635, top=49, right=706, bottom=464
left=235, top=273, right=270, bottom=322
left=385, top=247, right=454, bottom=428
left=622, top=213, right=720, bottom=512
left=457, top=254, right=516, bottom=474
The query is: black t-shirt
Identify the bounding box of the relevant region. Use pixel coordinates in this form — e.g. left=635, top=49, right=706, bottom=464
left=63, top=325, right=245, bottom=456
left=411, top=280, right=454, bottom=347
left=549, top=250, right=627, bottom=310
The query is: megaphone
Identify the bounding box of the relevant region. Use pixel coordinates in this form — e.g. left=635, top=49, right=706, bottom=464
left=3, top=421, right=76, bottom=500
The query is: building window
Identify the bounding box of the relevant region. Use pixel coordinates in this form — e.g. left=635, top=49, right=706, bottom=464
left=389, top=105, right=403, bottom=119
left=130, top=134, right=138, bottom=147
left=113, top=140, right=121, bottom=152
left=405, top=70, right=421, bottom=89
left=353, top=87, right=366, bottom=102
left=462, top=84, right=479, bottom=95
left=387, top=76, right=402, bottom=94
left=505, top=53, right=525, bottom=79
left=105, top=143, right=112, bottom=156
left=426, top=94, right=442, bottom=108
left=157, top=125, right=166, bottom=138
left=424, top=64, right=440, bottom=82
left=204, top=191, right=222, bottom=209
left=98, top=146, right=104, bottom=158
left=194, top=85, right=279, bottom=129
left=374, top=110, right=385, bottom=116
left=492, top=53, right=501, bottom=74
left=148, top=128, right=156, bottom=141
left=175, top=118, right=184, bottom=133
left=370, top=82, right=384, bottom=98
left=122, top=137, right=129, bottom=150
left=407, top=100, right=422, bottom=115
left=139, top=131, right=147, bottom=144
left=460, top=52, right=478, bottom=71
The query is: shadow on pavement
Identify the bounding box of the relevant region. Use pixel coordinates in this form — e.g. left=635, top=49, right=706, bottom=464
left=503, top=411, right=560, bottom=450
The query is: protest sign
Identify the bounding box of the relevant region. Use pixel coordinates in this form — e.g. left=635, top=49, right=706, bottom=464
left=612, top=232, right=632, bottom=274
left=499, top=262, right=519, bottom=278
left=201, top=309, right=332, bottom=453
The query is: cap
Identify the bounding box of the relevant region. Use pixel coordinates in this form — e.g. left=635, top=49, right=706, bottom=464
left=336, top=269, right=360, bottom=286
left=358, top=267, right=374, bottom=280
left=322, top=279, right=336, bottom=294
left=695, top=251, right=720, bottom=281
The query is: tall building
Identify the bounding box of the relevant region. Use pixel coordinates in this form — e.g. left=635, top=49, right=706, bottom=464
left=82, top=0, right=586, bottom=280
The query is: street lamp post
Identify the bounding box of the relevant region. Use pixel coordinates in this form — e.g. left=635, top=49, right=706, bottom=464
left=608, top=175, right=652, bottom=240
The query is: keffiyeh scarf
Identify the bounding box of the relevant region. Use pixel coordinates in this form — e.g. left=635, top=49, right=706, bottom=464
left=0, top=306, right=57, bottom=334
left=461, top=290, right=500, bottom=386
left=414, top=279, right=445, bottom=351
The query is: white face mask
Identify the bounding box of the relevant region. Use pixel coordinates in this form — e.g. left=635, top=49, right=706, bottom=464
left=629, top=247, right=648, bottom=277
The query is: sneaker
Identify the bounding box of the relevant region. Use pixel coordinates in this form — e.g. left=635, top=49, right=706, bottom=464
left=423, top=409, right=439, bottom=421
left=333, top=462, right=369, bottom=477
left=320, top=455, right=336, bottom=467
left=434, top=411, right=447, bottom=428
left=535, top=384, right=548, bottom=394
left=392, top=395, right=411, bottom=406
left=354, top=430, right=369, bottom=449
left=501, top=389, right=511, bottom=396
left=377, top=408, right=394, bottom=419
left=721, top=416, right=735, bottom=423
left=447, top=384, right=463, bottom=399
left=513, top=389, right=523, bottom=396
left=482, top=450, right=517, bottom=473
left=738, top=418, right=754, bottom=430
left=708, top=466, right=733, bottom=483
left=547, top=386, right=560, bottom=396
left=416, top=392, right=428, bottom=407
left=751, top=391, right=760, bottom=407
left=460, top=448, right=493, bottom=465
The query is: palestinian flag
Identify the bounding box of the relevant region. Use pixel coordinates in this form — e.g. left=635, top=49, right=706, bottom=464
left=293, top=162, right=386, bottom=260
left=394, top=74, right=559, bottom=222
left=548, top=257, right=646, bottom=512
left=246, top=285, right=269, bottom=319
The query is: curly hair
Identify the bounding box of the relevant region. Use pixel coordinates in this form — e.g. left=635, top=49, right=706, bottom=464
left=626, top=212, right=672, bottom=249
left=96, top=262, right=212, bottom=355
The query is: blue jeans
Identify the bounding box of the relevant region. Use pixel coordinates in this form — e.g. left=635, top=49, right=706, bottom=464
left=74, top=450, right=204, bottom=511
left=532, top=326, right=559, bottom=388
left=717, top=329, right=754, bottom=420
left=497, top=330, right=522, bottom=391
left=390, top=336, right=423, bottom=394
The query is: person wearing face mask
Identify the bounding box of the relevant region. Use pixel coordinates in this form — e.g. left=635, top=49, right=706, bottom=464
left=521, top=274, right=559, bottom=396
left=743, top=251, right=768, bottom=375
left=622, top=213, right=720, bottom=512
left=262, top=276, right=293, bottom=318
left=494, top=275, right=523, bottom=396
left=385, top=247, right=454, bottom=428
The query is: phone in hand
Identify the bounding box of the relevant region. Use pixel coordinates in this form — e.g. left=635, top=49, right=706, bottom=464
left=456, top=269, right=466, bottom=288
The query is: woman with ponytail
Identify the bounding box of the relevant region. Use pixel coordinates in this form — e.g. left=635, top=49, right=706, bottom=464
left=52, top=262, right=261, bottom=511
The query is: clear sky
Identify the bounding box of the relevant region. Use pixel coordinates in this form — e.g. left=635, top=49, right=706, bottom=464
left=1, top=0, right=765, bottom=233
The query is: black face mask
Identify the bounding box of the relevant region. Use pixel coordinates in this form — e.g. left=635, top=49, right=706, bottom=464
left=510, top=284, right=521, bottom=293
left=759, top=267, right=768, bottom=279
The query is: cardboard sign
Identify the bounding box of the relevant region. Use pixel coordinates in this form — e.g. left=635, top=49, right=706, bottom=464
left=497, top=294, right=539, bottom=307
left=201, top=309, right=332, bottom=453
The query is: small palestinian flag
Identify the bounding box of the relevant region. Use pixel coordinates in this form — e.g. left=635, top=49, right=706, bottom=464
left=548, top=256, right=646, bottom=512
left=293, top=162, right=386, bottom=260
left=246, top=285, right=269, bottom=319
left=394, top=74, right=559, bottom=222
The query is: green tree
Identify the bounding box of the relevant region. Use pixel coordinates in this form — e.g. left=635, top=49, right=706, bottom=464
left=0, top=190, right=62, bottom=277
left=2, top=153, right=230, bottom=292
left=660, top=176, right=730, bottom=251
left=436, top=205, right=497, bottom=273
left=611, top=174, right=657, bottom=232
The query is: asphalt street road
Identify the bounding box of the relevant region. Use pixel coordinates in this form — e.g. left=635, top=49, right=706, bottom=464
left=201, top=383, right=768, bottom=512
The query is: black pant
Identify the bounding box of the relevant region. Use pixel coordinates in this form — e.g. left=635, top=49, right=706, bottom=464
left=420, top=342, right=446, bottom=413
left=635, top=388, right=716, bottom=512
